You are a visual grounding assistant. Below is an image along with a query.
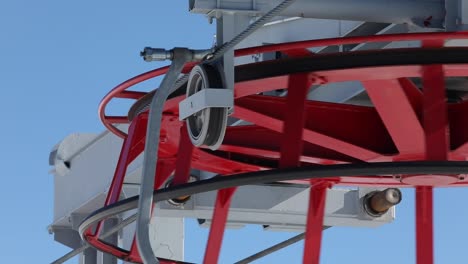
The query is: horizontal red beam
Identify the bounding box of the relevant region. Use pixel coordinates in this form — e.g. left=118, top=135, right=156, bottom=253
left=115, top=90, right=148, bottom=99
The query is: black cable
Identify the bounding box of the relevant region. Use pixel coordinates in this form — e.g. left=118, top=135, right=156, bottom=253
left=234, top=233, right=306, bottom=264
left=235, top=47, right=468, bottom=82
left=234, top=227, right=330, bottom=264
left=128, top=47, right=468, bottom=120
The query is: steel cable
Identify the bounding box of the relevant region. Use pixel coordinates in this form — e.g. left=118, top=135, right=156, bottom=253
left=208, top=0, right=298, bottom=61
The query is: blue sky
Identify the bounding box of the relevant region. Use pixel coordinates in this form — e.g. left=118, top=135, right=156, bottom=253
left=2, top=1, right=468, bottom=263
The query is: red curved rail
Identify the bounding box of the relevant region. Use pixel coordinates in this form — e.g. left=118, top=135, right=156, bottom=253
left=91, top=32, right=468, bottom=264
left=99, top=31, right=468, bottom=139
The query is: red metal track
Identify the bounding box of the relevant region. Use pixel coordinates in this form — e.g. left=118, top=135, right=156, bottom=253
left=85, top=32, right=468, bottom=264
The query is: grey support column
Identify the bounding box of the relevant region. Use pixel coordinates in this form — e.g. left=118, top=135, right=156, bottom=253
left=80, top=248, right=97, bottom=264
left=100, top=218, right=119, bottom=264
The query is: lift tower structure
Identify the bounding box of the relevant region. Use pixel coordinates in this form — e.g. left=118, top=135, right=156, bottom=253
left=49, top=1, right=468, bottom=263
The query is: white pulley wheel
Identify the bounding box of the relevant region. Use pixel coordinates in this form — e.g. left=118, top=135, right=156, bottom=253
left=186, top=64, right=228, bottom=150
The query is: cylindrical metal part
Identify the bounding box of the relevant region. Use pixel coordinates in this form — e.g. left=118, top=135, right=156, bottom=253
left=364, top=188, right=402, bottom=217
left=165, top=175, right=198, bottom=206
left=140, top=47, right=173, bottom=62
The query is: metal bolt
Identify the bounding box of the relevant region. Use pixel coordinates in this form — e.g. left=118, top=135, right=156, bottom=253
left=140, top=47, right=173, bottom=62
left=140, top=47, right=213, bottom=62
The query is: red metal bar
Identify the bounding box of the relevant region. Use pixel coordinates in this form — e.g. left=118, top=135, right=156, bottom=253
left=235, top=31, right=468, bottom=57
left=415, top=186, right=434, bottom=264
left=280, top=73, right=311, bottom=168
left=235, top=76, right=290, bottom=98
left=218, top=144, right=344, bottom=165
left=363, top=79, right=425, bottom=157
left=172, top=124, right=194, bottom=185
left=115, top=90, right=148, bottom=99
left=154, top=160, right=176, bottom=189
left=129, top=236, right=142, bottom=263
left=414, top=40, right=447, bottom=264
left=303, top=182, right=329, bottom=264
left=282, top=48, right=314, bottom=57
left=94, top=115, right=146, bottom=237
left=203, top=188, right=236, bottom=264
left=233, top=105, right=382, bottom=161
left=397, top=78, right=422, bottom=114
left=105, top=116, right=130, bottom=124
left=298, top=64, right=467, bottom=86
left=105, top=115, right=146, bottom=206
left=422, top=65, right=448, bottom=161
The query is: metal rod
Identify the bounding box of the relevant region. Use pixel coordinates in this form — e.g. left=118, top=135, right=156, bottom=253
left=234, top=233, right=305, bottom=264
left=209, top=0, right=298, bottom=61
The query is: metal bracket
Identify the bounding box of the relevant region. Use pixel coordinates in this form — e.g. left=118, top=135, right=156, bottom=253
left=179, top=88, right=234, bottom=120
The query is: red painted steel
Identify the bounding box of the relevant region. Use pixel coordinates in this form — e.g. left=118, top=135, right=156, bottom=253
left=92, top=114, right=147, bottom=237
left=203, top=188, right=236, bottom=264
left=282, top=48, right=314, bottom=57
left=235, top=32, right=468, bottom=57
left=172, top=123, right=194, bottom=185
left=87, top=32, right=468, bottom=263
left=303, top=182, right=329, bottom=264
left=416, top=186, right=434, bottom=264
left=100, top=32, right=468, bottom=139
left=363, top=79, right=425, bottom=158
left=233, top=104, right=384, bottom=161
left=398, top=78, right=423, bottom=116
left=412, top=40, right=447, bottom=264
left=280, top=73, right=311, bottom=168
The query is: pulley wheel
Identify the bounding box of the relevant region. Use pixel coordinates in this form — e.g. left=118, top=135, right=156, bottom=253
left=186, top=64, right=228, bottom=150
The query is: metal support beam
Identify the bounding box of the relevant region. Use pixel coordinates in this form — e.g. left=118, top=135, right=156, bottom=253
left=191, top=0, right=445, bottom=28
left=216, top=13, right=251, bottom=93
left=80, top=248, right=97, bottom=264
left=446, top=0, right=468, bottom=31
left=303, top=182, right=328, bottom=264
left=157, top=185, right=395, bottom=229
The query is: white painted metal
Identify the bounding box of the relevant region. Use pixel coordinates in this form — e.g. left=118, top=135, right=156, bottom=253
left=157, top=185, right=394, bottom=229
left=49, top=128, right=184, bottom=263
left=190, top=0, right=445, bottom=28
left=179, top=88, right=234, bottom=120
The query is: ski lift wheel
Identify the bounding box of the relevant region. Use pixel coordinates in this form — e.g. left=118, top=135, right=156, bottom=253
left=185, top=64, right=228, bottom=150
